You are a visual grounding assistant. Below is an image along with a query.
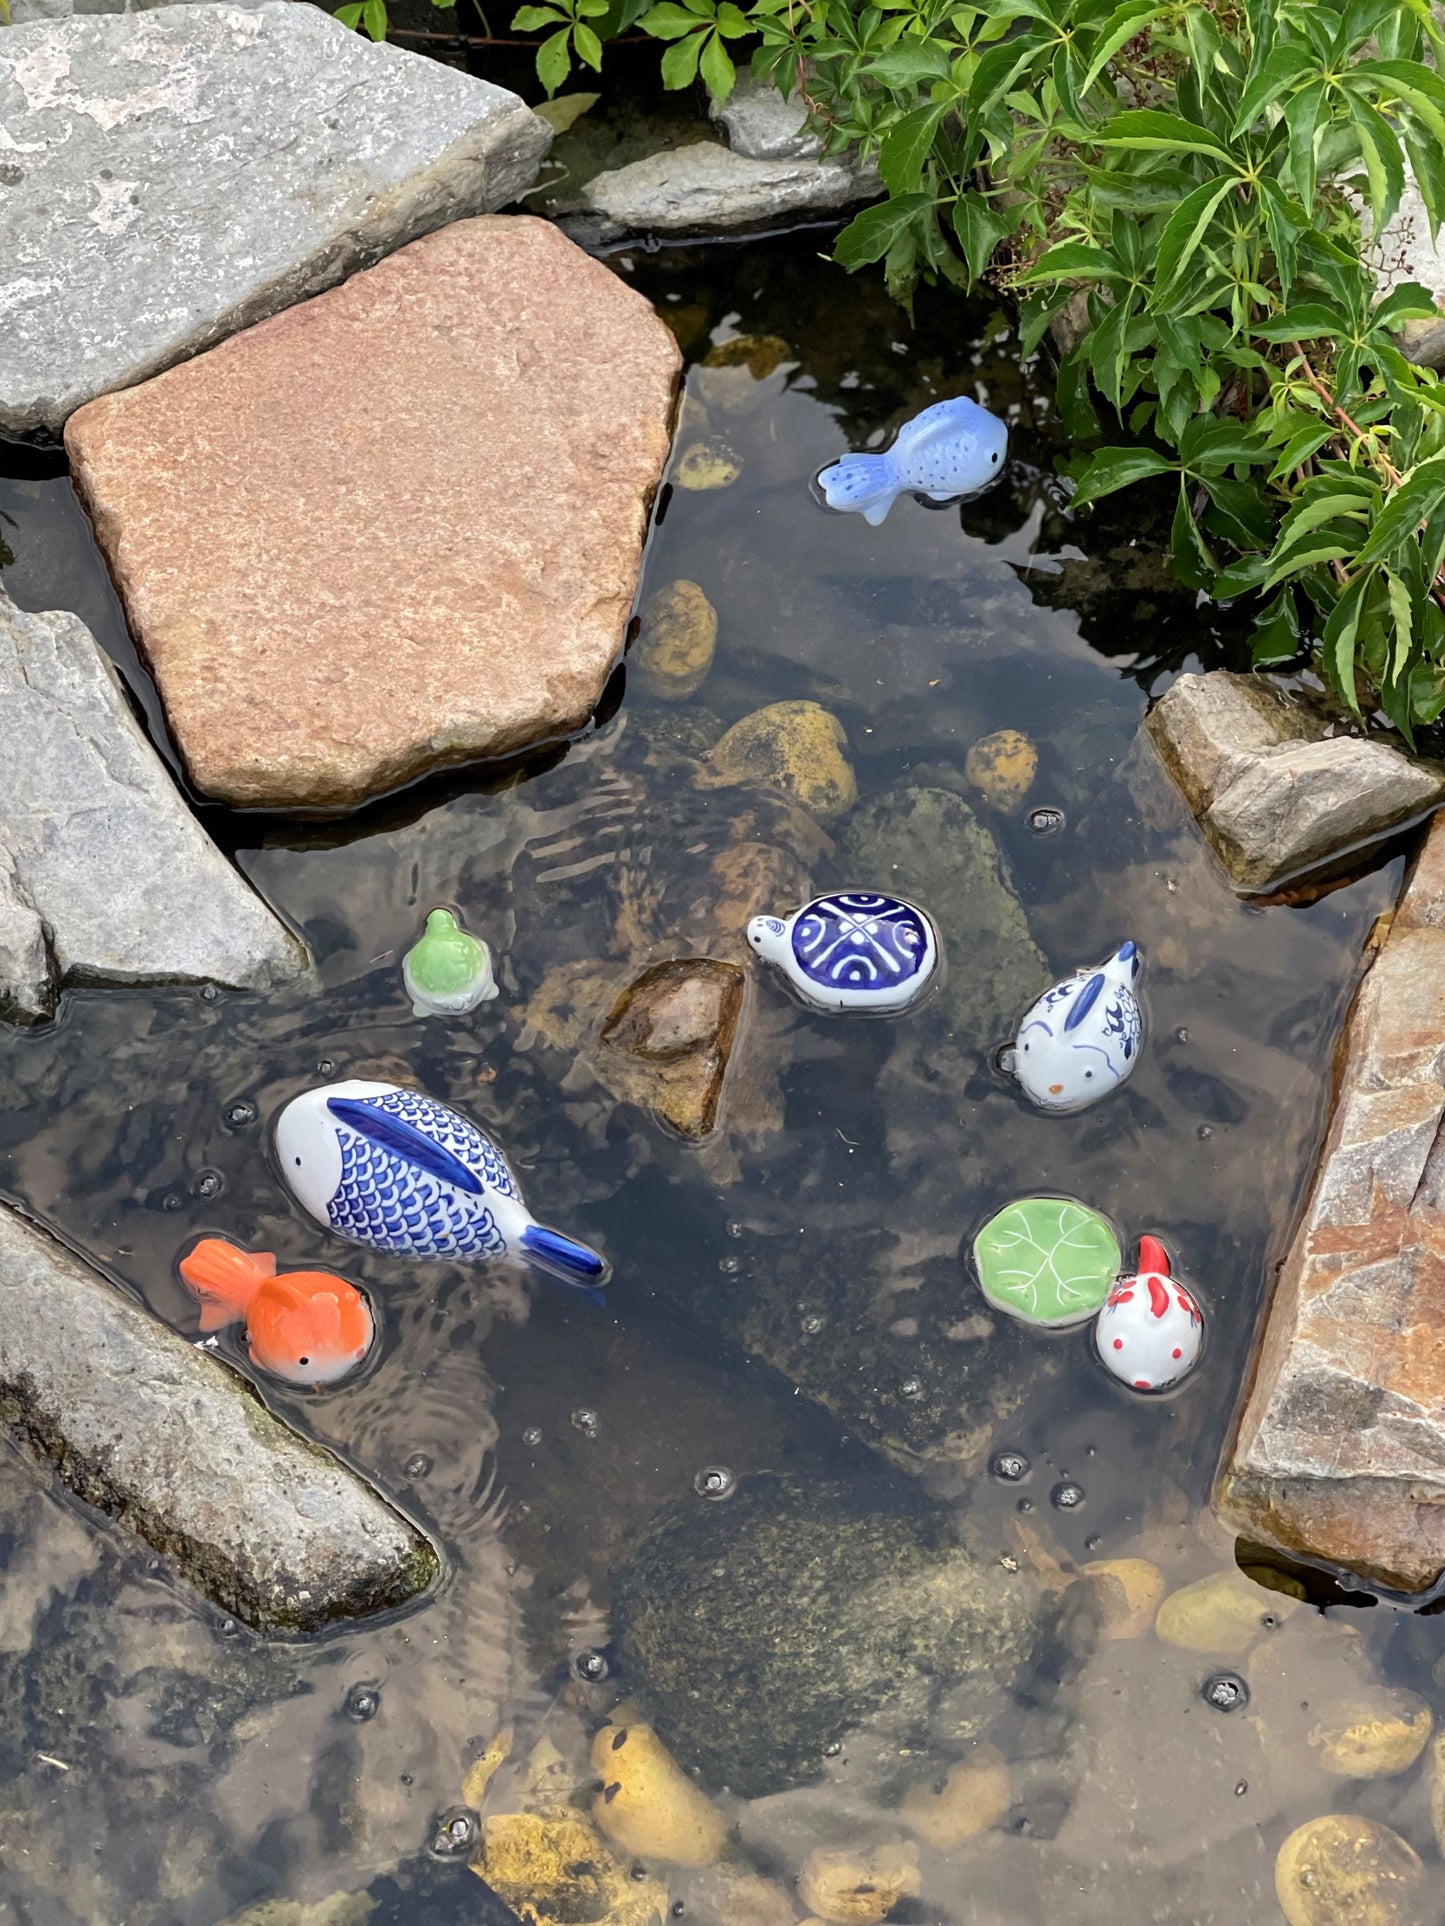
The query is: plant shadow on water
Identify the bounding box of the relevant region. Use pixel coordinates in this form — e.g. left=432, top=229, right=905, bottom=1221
left=0, top=233, right=1436, bottom=1924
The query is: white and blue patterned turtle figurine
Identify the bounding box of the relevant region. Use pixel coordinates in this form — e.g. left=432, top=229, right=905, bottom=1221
left=1002, top=942, right=1144, bottom=1114
left=274, top=1080, right=609, bottom=1298
left=746, top=892, right=940, bottom=1015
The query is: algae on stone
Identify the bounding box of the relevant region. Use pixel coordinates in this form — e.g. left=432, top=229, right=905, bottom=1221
left=635, top=581, right=718, bottom=701
left=708, top=700, right=857, bottom=822
left=613, top=1471, right=1057, bottom=1798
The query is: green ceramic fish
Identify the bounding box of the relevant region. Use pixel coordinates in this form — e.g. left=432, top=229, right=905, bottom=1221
left=402, top=908, right=498, bottom=1018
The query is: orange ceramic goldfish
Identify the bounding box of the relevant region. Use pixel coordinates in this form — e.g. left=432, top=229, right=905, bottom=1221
left=178, top=1238, right=374, bottom=1387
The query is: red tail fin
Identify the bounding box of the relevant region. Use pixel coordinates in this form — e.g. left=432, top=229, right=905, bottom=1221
left=1136, top=1235, right=1171, bottom=1279
left=178, top=1238, right=274, bottom=1331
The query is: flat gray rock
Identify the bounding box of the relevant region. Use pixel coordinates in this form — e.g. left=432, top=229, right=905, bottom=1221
left=580, top=139, right=878, bottom=239
left=0, top=844, right=52, bottom=1022
left=0, top=586, right=305, bottom=1002
left=11, top=0, right=267, bottom=21
left=0, top=3, right=552, bottom=436
left=1146, top=669, right=1445, bottom=891
left=0, top=1203, right=438, bottom=1631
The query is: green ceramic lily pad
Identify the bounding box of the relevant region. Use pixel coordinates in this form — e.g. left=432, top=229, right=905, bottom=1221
left=973, top=1197, right=1121, bottom=1328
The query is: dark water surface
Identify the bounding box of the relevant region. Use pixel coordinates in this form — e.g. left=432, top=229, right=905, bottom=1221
left=0, top=235, right=1431, bottom=1925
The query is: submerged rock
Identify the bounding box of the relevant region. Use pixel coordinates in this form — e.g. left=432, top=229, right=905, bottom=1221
left=0, top=587, right=303, bottom=1008
left=708, top=701, right=858, bottom=822
left=0, top=1204, right=437, bottom=1632
left=0, top=4, right=551, bottom=438
left=67, top=217, right=679, bottom=809
left=590, top=1721, right=729, bottom=1866
left=1145, top=671, right=1445, bottom=892
left=1153, top=1568, right=1292, bottom=1657
left=1274, top=1815, right=1425, bottom=1926
left=474, top=1809, right=667, bottom=1926
left=837, top=783, right=1049, bottom=1047
left=634, top=580, right=719, bottom=700
left=798, top=1841, right=919, bottom=1925
left=965, top=729, right=1038, bottom=812
left=901, top=1747, right=1012, bottom=1849
left=599, top=957, right=746, bottom=1140
left=613, top=1472, right=1058, bottom=1799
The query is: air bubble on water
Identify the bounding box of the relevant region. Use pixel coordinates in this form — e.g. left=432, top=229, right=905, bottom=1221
left=718, top=1255, right=740, bottom=1275
left=1202, top=1672, right=1249, bottom=1713
left=1026, top=805, right=1065, bottom=835
left=1084, top=1534, right=1101, bottom=1553
left=161, top=1193, right=182, bottom=1213
left=404, top=1453, right=432, bottom=1480
left=800, top=1313, right=825, bottom=1335
left=428, top=1806, right=478, bottom=1860
left=576, top=1650, right=609, bottom=1683
left=344, top=1684, right=381, bottom=1722
left=1235, top=1780, right=1248, bottom=1796
left=727, top=1222, right=744, bottom=1239
left=1175, top=1027, right=1189, bottom=1044
left=522, top=1426, right=543, bottom=1448
left=571, top=1408, right=599, bottom=1438
left=200, top=984, right=218, bottom=1003
left=672, top=1904, right=686, bottom=1918
left=317, top=1059, right=337, bottom=1077
left=224, top=1099, right=258, bottom=1129
left=218, top=1616, right=240, bottom=1639
left=990, top=1449, right=1031, bottom=1483
left=190, top=1169, right=224, bottom=1201
left=694, top=1465, right=736, bottom=1501
left=822, top=1740, right=842, bottom=1757
left=1016, top=1498, right=1034, bottom=1513
left=1051, top=1481, right=1085, bottom=1511
left=899, top=1377, right=924, bottom=1401
left=1197, top=1124, right=1214, bottom=1141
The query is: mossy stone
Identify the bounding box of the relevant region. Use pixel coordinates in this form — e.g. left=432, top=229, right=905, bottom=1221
left=634, top=581, right=718, bottom=702
left=708, top=700, right=857, bottom=822
left=613, top=1471, right=1055, bottom=1798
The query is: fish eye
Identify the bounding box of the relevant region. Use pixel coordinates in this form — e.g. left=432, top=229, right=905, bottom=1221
left=991, top=452, right=998, bottom=463
left=298, top=1356, right=309, bottom=1366
left=1085, top=1070, right=1094, bottom=1078
left=294, top=1156, right=302, bottom=1166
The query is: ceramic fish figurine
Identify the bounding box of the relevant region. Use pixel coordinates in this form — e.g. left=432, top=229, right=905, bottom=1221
left=178, top=1237, right=374, bottom=1387
left=747, top=892, right=940, bottom=1015
left=274, top=1079, right=609, bottom=1296
left=1094, top=1235, right=1203, bottom=1392
left=818, top=396, right=1009, bottom=526
left=403, top=907, right=498, bottom=1018
left=1003, top=942, right=1144, bottom=1113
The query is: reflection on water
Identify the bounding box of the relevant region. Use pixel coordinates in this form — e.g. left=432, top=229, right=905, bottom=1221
left=0, top=236, right=1430, bottom=1924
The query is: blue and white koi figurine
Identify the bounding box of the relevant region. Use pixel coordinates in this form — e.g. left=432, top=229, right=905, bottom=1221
left=1002, top=942, right=1145, bottom=1113
left=818, top=396, right=1009, bottom=526
left=274, top=1080, right=609, bottom=1297
left=747, top=892, right=940, bottom=1015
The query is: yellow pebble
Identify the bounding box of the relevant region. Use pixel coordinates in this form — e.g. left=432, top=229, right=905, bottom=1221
left=1154, top=1568, right=1294, bottom=1657
left=634, top=581, right=718, bottom=702
left=1081, top=1558, right=1166, bottom=1641
left=1308, top=1691, right=1433, bottom=1779
left=591, top=1721, right=728, bottom=1868
left=965, top=730, right=1038, bottom=811
left=675, top=437, right=742, bottom=490
left=708, top=700, right=857, bottom=822
left=798, top=1842, right=919, bottom=1926
left=1275, top=1815, right=1425, bottom=1926
left=901, top=1746, right=1011, bottom=1849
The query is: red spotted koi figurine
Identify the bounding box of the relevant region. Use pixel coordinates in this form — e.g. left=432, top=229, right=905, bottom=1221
left=1093, top=1235, right=1202, bottom=1392
left=179, top=1237, right=375, bottom=1387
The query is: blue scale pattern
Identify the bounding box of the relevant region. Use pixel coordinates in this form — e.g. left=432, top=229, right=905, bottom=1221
left=327, top=1088, right=516, bottom=1258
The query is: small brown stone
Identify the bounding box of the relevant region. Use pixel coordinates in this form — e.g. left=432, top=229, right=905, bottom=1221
left=707, top=701, right=857, bottom=821
left=634, top=580, right=718, bottom=701
left=66, top=216, right=680, bottom=811
left=600, top=957, right=745, bottom=1139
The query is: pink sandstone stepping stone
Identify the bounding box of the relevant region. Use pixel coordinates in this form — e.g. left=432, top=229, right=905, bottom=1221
left=65, top=216, right=681, bottom=811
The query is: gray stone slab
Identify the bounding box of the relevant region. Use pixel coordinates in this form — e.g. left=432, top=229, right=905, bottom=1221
left=0, top=586, right=305, bottom=1000
left=1146, top=670, right=1445, bottom=892
left=11, top=0, right=267, bottom=21
left=578, top=139, right=879, bottom=240
left=0, top=1203, right=438, bottom=1630
left=0, top=844, right=53, bottom=1022
left=0, top=3, right=552, bottom=436
left=1372, top=170, right=1445, bottom=369
left=710, top=78, right=822, bottom=161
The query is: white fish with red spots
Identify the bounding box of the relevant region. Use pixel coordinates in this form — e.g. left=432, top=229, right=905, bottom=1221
left=1094, top=1236, right=1204, bottom=1391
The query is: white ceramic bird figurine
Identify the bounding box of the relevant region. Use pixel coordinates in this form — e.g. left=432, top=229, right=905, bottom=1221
left=1093, top=1236, right=1203, bottom=1391
left=818, top=396, right=1009, bottom=525
left=274, top=1080, right=608, bottom=1298
left=746, top=891, right=940, bottom=1015
left=1002, top=942, right=1144, bottom=1112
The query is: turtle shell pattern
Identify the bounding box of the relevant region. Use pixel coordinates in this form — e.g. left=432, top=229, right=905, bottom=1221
left=791, top=893, right=931, bottom=992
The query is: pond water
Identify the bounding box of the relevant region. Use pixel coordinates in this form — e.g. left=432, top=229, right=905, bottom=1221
left=0, top=231, right=1434, bottom=1926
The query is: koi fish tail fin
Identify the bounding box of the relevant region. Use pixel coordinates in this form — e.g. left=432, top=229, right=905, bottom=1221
left=1136, top=1234, right=1171, bottom=1278
left=520, top=1225, right=609, bottom=1304
left=178, top=1238, right=273, bottom=1330
left=818, top=454, right=899, bottom=526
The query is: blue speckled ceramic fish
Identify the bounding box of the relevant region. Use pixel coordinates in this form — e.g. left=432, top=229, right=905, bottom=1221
left=274, top=1080, right=608, bottom=1297
left=819, top=395, right=1009, bottom=525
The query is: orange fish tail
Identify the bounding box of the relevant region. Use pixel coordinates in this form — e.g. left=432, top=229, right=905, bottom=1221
left=178, top=1238, right=276, bottom=1331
